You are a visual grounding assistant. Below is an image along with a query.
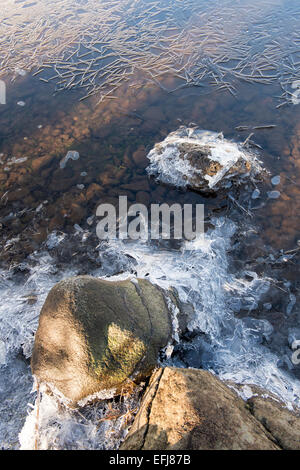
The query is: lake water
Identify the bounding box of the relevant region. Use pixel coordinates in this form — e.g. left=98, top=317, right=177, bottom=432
left=0, top=0, right=299, bottom=449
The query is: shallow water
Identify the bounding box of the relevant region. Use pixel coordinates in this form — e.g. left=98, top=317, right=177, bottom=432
left=0, top=0, right=299, bottom=450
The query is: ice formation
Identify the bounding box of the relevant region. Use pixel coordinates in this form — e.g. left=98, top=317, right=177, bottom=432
left=0, top=217, right=299, bottom=449
left=0, top=1, right=300, bottom=104
left=147, top=127, right=263, bottom=192
left=59, top=150, right=80, bottom=169
left=19, top=381, right=139, bottom=450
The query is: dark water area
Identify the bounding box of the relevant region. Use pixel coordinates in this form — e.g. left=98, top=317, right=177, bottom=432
left=0, top=71, right=299, bottom=264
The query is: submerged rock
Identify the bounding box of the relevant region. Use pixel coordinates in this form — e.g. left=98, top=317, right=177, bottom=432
left=251, top=188, right=261, bottom=199
left=271, top=175, right=281, bottom=186
left=31, top=276, right=173, bottom=404
left=121, top=367, right=300, bottom=450
left=146, top=127, right=263, bottom=193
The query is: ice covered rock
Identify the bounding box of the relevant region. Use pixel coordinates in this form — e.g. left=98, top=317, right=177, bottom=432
left=267, top=190, right=281, bottom=199
left=31, top=276, right=173, bottom=404
left=252, top=188, right=261, bottom=199
left=271, top=175, right=281, bottom=186
left=146, top=127, right=263, bottom=193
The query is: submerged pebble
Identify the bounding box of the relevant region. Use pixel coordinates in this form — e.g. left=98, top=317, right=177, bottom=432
left=147, top=127, right=263, bottom=192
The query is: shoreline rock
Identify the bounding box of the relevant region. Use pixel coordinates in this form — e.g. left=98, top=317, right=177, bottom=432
left=121, top=367, right=300, bottom=450
left=31, top=276, right=173, bottom=404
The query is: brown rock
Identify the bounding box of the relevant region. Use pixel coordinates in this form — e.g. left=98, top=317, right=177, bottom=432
left=31, top=227, right=48, bottom=245
left=132, top=146, right=148, bottom=168
left=151, top=185, right=167, bottom=199
left=68, top=203, right=85, bottom=224
left=86, top=183, right=102, bottom=201
left=7, top=188, right=29, bottom=202
left=109, top=188, right=135, bottom=201
left=48, top=214, right=66, bottom=232
left=93, top=196, right=119, bottom=209
left=247, top=395, right=300, bottom=450
left=31, top=155, right=55, bottom=172
left=98, top=172, right=117, bottom=186
left=121, top=368, right=281, bottom=450
left=123, top=153, right=135, bottom=169
left=146, top=127, right=263, bottom=193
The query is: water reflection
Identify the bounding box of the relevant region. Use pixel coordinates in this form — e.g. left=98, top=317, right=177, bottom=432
left=0, top=71, right=299, bottom=263
left=1, top=0, right=300, bottom=105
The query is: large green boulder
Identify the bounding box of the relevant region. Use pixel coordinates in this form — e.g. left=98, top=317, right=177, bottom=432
left=31, top=276, right=172, bottom=404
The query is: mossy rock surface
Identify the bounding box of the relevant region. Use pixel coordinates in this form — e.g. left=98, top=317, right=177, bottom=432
left=31, top=276, right=172, bottom=404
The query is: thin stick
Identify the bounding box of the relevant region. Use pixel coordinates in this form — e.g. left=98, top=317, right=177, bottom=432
left=34, top=382, right=40, bottom=451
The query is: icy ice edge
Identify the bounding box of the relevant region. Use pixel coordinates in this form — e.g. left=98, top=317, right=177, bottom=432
left=146, top=127, right=263, bottom=190
left=100, top=219, right=300, bottom=412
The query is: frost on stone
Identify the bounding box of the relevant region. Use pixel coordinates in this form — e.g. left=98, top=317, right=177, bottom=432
left=19, top=381, right=140, bottom=450
left=59, top=151, right=80, bottom=169
left=147, top=127, right=263, bottom=192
